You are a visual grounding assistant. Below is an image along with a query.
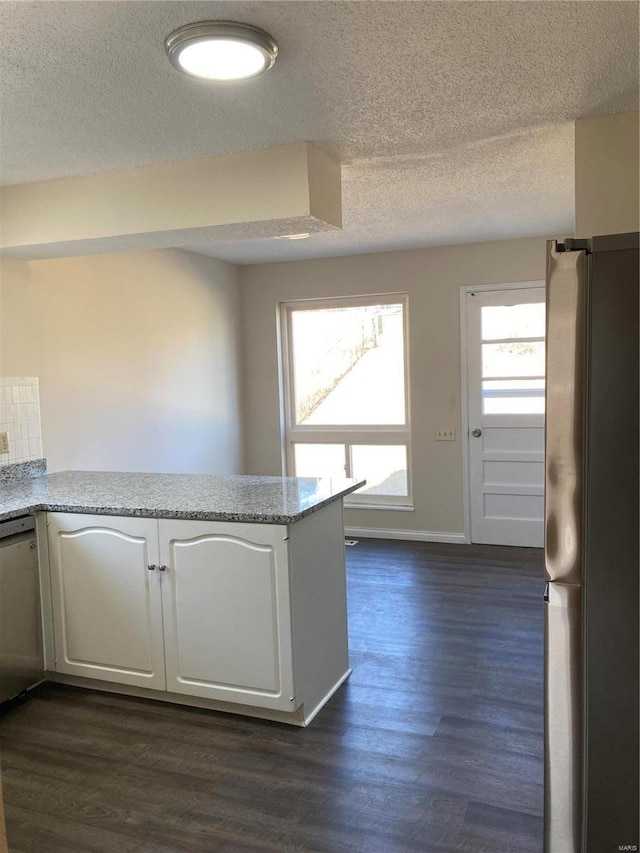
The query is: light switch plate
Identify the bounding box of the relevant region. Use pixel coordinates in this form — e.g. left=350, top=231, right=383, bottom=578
left=435, top=426, right=456, bottom=441
left=0, top=432, right=9, bottom=454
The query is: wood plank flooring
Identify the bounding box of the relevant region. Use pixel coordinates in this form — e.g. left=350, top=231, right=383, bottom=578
left=0, top=539, right=544, bottom=852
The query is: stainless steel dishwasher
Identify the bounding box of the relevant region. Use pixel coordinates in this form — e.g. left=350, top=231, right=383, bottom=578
left=0, top=515, right=44, bottom=703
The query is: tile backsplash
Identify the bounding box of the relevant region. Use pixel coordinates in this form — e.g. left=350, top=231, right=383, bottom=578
left=0, top=377, right=43, bottom=466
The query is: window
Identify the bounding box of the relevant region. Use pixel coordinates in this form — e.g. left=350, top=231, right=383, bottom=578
left=280, top=295, right=411, bottom=507
left=480, top=302, right=545, bottom=414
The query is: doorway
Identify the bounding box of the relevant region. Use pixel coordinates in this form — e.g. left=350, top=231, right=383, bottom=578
left=461, top=283, right=545, bottom=547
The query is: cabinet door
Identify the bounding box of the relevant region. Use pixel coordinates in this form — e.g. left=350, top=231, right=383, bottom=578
left=159, top=520, right=295, bottom=711
left=48, top=513, right=165, bottom=690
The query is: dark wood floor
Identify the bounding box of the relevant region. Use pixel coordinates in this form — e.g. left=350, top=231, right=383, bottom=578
left=0, top=539, right=544, bottom=852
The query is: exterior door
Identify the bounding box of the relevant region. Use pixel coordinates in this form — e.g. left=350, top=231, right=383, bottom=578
left=465, top=285, right=545, bottom=547
left=48, top=513, right=166, bottom=689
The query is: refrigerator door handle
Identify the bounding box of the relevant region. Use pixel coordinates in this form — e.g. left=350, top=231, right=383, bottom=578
left=544, top=241, right=587, bottom=586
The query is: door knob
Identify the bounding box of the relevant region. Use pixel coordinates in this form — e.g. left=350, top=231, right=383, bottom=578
left=471, top=428, right=482, bottom=437
left=147, top=564, right=157, bottom=571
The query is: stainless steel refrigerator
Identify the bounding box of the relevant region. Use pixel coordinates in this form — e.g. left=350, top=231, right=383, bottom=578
left=544, top=232, right=639, bottom=853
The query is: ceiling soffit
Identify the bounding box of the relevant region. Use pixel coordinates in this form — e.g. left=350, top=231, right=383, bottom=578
left=0, top=143, right=342, bottom=260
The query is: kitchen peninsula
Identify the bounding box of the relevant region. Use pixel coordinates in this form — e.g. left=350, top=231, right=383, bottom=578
left=1, top=467, right=363, bottom=726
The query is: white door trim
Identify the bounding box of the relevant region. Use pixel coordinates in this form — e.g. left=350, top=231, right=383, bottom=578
left=459, top=280, right=545, bottom=544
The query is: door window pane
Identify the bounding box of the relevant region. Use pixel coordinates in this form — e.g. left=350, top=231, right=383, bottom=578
left=482, top=379, right=545, bottom=414
left=290, top=303, right=406, bottom=425
left=482, top=341, right=545, bottom=378
left=481, top=303, right=545, bottom=340
left=351, top=445, right=408, bottom=497
left=293, top=444, right=345, bottom=479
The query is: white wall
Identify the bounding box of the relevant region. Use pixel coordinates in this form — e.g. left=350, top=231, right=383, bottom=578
left=575, top=110, right=639, bottom=237
left=241, top=237, right=549, bottom=538
left=0, top=249, right=244, bottom=474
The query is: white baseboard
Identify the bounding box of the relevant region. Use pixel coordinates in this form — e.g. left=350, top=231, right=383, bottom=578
left=344, top=526, right=467, bottom=545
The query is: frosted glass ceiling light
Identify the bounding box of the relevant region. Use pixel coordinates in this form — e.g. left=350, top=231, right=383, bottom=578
left=165, top=21, right=278, bottom=82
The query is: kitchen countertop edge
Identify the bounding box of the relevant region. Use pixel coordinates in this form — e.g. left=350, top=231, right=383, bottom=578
left=0, top=472, right=365, bottom=525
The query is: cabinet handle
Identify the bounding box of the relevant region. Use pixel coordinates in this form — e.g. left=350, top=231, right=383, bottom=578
left=147, top=564, right=158, bottom=571
left=158, top=564, right=167, bottom=572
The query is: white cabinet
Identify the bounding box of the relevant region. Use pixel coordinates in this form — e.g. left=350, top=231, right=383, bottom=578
left=47, top=514, right=166, bottom=690
left=159, top=519, right=294, bottom=711
left=46, top=502, right=350, bottom=725
left=47, top=514, right=295, bottom=712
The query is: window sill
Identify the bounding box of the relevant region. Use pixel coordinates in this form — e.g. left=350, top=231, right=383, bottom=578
left=344, top=503, right=415, bottom=512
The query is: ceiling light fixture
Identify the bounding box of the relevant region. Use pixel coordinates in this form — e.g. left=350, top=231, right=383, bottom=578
left=275, top=232, right=312, bottom=240
left=165, top=21, right=278, bottom=82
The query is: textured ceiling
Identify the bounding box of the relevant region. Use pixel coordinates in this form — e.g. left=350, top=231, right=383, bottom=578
left=1, top=1, right=638, bottom=262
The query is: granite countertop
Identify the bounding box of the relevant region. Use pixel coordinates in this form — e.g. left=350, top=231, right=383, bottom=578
left=0, top=469, right=365, bottom=524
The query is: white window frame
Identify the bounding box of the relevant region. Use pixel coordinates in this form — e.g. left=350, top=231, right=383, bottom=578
left=279, top=293, right=412, bottom=509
